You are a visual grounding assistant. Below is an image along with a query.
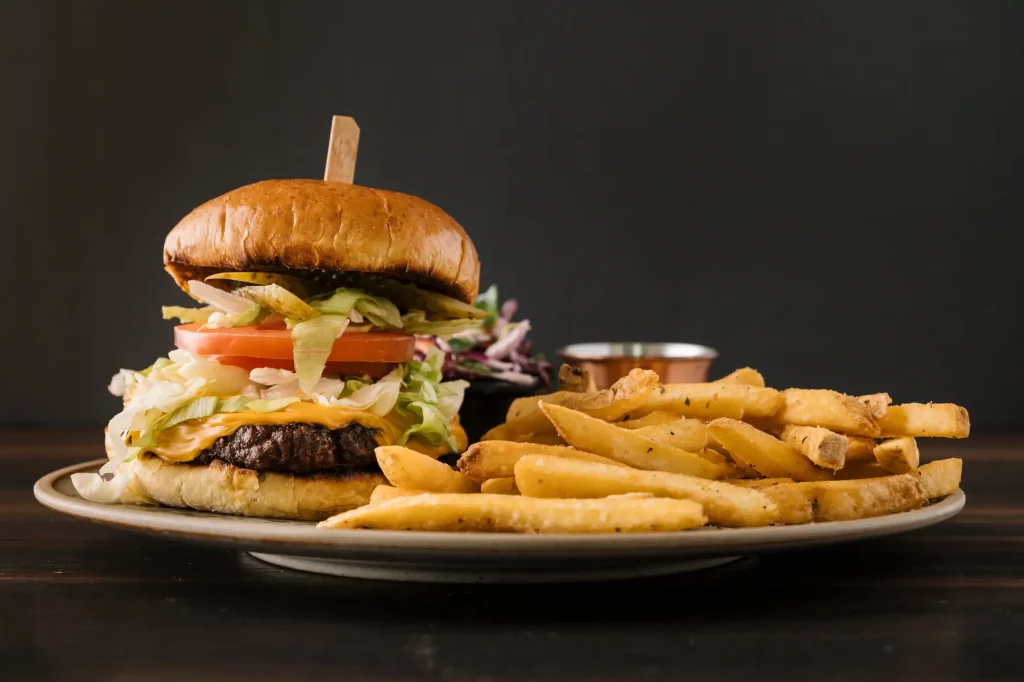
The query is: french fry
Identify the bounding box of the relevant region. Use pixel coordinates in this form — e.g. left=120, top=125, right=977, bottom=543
left=775, top=389, right=880, bottom=437
left=913, top=458, right=963, bottom=499
left=505, top=368, right=658, bottom=423
left=511, top=431, right=567, bottom=447
left=369, top=485, right=428, bottom=505
left=707, top=418, right=830, bottom=482
left=541, top=403, right=727, bottom=479
left=458, top=441, right=627, bottom=481
left=480, top=477, right=519, bottom=495
left=638, top=383, right=781, bottom=419
left=877, top=403, right=970, bottom=439
left=728, top=477, right=795, bottom=488
left=780, top=425, right=848, bottom=471
left=713, top=367, right=766, bottom=388
left=833, top=461, right=890, bottom=479
left=632, top=419, right=708, bottom=452
left=480, top=419, right=558, bottom=443
left=375, top=446, right=479, bottom=493
left=857, top=393, right=892, bottom=420
left=699, top=448, right=732, bottom=468
left=318, top=492, right=708, bottom=533
left=873, top=437, right=920, bottom=474
left=514, top=455, right=777, bottom=527
left=616, top=411, right=683, bottom=429
left=754, top=474, right=927, bottom=524
left=845, top=436, right=877, bottom=462
left=558, top=364, right=597, bottom=393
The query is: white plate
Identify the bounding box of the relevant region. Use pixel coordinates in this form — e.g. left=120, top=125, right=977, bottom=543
left=35, top=460, right=965, bottom=583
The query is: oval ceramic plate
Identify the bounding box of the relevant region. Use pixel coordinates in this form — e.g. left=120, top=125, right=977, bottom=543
left=35, top=460, right=965, bottom=583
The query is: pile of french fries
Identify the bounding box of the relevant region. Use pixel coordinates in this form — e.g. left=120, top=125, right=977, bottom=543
left=318, top=365, right=968, bottom=533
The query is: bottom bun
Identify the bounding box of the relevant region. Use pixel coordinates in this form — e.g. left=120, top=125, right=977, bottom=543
left=134, top=454, right=385, bottom=520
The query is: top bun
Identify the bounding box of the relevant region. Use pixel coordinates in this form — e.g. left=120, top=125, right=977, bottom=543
left=163, top=180, right=480, bottom=303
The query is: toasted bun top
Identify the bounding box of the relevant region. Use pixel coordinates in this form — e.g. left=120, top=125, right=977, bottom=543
left=163, top=180, right=480, bottom=303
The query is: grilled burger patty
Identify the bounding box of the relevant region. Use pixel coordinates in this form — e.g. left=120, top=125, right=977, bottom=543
left=192, top=423, right=382, bottom=475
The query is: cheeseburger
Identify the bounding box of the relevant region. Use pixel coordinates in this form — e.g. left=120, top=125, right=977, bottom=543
left=73, top=179, right=483, bottom=519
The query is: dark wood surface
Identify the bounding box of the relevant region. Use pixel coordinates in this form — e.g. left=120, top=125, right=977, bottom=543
left=2, top=430, right=1021, bottom=681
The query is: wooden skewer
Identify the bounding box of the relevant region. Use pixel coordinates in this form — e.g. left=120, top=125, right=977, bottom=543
left=323, top=115, right=360, bottom=183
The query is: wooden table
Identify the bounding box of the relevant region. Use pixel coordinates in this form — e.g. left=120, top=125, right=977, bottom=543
left=2, top=430, right=1021, bottom=681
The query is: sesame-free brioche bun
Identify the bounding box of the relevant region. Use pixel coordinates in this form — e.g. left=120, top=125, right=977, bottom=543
left=163, top=179, right=481, bottom=303
left=134, top=455, right=386, bottom=521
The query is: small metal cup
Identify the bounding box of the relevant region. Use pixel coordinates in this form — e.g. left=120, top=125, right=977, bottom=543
left=557, top=342, right=718, bottom=389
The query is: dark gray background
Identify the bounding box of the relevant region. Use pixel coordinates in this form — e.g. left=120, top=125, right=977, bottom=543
left=2, top=1, right=1022, bottom=429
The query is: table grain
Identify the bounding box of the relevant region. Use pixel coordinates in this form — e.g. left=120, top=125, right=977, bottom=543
left=2, top=429, right=1022, bottom=681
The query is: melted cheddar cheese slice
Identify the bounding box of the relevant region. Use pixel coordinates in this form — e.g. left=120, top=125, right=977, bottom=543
left=147, top=402, right=467, bottom=462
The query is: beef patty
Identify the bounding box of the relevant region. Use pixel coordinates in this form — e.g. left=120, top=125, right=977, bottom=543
left=193, top=423, right=381, bottom=475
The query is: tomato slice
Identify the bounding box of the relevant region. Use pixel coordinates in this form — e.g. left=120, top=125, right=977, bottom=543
left=174, top=323, right=415, bottom=364
left=206, top=356, right=397, bottom=378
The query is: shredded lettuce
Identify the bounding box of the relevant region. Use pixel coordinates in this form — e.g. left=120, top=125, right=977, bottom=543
left=290, top=314, right=350, bottom=394
left=246, top=397, right=301, bottom=413
left=435, top=380, right=470, bottom=420
left=355, top=295, right=402, bottom=329
left=309, top=288, right=402, bottom=328
left=160, top=395, right=221, bottom=430
left=474, top=284, right=499, bottom=327
left=398, top=401, right=458, bottom=451
left=308, top=288, right=365, bottom=315
left=316, top=366, right=403, bottom=417
left=187, top=280, right=262, bottom=328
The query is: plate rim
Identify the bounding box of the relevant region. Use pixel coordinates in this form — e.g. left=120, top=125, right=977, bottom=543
left=34, top=459, right=965, bottom=557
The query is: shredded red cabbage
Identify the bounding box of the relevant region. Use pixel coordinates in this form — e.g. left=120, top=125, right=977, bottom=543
left=414, top=286, right=552, bottom=390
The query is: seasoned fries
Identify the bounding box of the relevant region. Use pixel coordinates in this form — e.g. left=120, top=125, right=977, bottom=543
left=504, top=368, right=658, bottom=424
left=632, top=419, right=708, bottom=452
left=541, top=403, right=727, bottom=478
left=878, top=403, right=970, bottom=439
left=873, top=437, right=920, bottom=474
left=480, top=477, right=520, bottom=495
left=616, top=411, right=683, bottom=429
left=316, top=364, right=968, bottom=535
left=369, top=485, right=427, bottom=505
left=845, top=436, right=877, bottom=462
left=707, top=418, right=830, bottom=482
left=858, top=393, right=892, bottom=420
left=713, top=367, right=766, bottom=388
left=775, top=389, right=880, bottom=437
left=514, top=455, right=777, bottom=527
left=914, top=458, right=963, bottom=499
left=655, top=383, right=782, bottom=418
left=318, top=492, right=707, bottom=533
left=780, top=425, right=848, bottom=471
left=558, top=364, right=597, bottom=393
left=375, top=446, right=479, bottom=493
left=458, top=441, right=626, bottom=481
left=753, top=474, right=926, bottom=524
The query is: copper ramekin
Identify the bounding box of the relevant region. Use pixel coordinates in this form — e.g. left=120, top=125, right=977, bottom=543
left=557, top=342, right=717, bottom=389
